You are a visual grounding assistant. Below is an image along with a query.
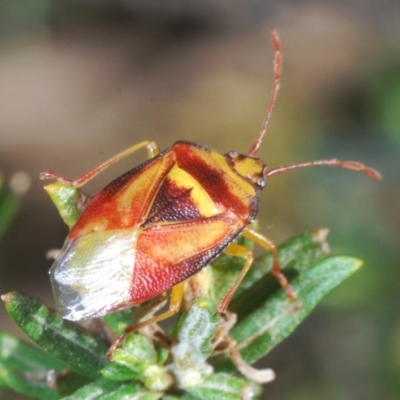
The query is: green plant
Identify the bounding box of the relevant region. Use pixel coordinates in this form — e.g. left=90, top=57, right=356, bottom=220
left=1, top=227, right=362, bottom=399
left=0, top=171, right=29, bottom=240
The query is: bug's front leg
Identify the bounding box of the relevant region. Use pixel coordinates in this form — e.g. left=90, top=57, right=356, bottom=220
left=217, top=227, right=295, bottom=314
left=40, top=140, right=160, bottom=187
left=242, top=227, right=296, bottom=298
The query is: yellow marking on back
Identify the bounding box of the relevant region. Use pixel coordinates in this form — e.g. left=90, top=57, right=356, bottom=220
left=168, top=165, right=221, bottom=218
left=117, top=154, right=171, bottom=211
left=191, top=147, right=257, bottom=198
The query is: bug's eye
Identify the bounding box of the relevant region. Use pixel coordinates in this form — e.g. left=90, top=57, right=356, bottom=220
left=257, top=177, right=266, bottom=188
left=228, top=151, right=239, bottom=159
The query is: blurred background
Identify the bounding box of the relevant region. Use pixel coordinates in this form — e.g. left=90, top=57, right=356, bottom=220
left=0, top=1, right=399, bottom=399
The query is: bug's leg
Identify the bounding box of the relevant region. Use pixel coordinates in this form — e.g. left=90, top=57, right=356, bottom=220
left=40, top=140, right=160, bottom=188
left=217, top=243, right=254, bottom=313
left=107, top=282, right=184, bottom=357
left=242, top=226, right=296, bottom=299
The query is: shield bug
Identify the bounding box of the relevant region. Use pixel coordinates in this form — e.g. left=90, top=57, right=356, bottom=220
left=41, top=29, right=381, bottom=352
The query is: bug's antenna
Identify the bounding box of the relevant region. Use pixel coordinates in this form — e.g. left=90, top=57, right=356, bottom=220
left=265, top=159, right=382, bottom=181
left=248, top=28, right=282, bottom=156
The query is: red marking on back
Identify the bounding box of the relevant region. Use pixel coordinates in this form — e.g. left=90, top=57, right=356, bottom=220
left=172, top=142, right=256, bottom=222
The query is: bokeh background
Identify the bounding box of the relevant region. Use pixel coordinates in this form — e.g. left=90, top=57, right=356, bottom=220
left=0, top=1, right=399, bottom=399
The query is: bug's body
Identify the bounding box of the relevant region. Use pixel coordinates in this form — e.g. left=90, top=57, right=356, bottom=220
left=43, top=30, right=380, bottom=353
left=50, top=141, right=265, bottom=320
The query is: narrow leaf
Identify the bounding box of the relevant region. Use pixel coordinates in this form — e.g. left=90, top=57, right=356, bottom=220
left=102, top=308, right=136, bottom=336
left=211, top=229, right=329, bottom=314
left=0, top=365, right=59, bottom=400
left=0, top=333, right=90, bottom=398
left=62, top=380, right=160, bottom=400
left=172, top=296, right=220, bottom=364
left=0, top=331, right=67, bottom=373
left=60, top=379, right=120, bottom=399
left=164, top=395, right=201, bottom=400
left=230, top=229, right=330, bottom=320
left=170, top=297, right=219, bottom=390
left=100, top=362, right=138, bottom=381
left=2, top=292, right=108, bottom=378
left=231, top=256, right=362, bottom=363
left=111, top=333, right=157, bottom=374
left=0, top=172, right=29, bottom=240
left=185, top=373, right=261, bottom=400
left=236, top=228, right=330, bottom=298
left=111, top=333, right=172, bottom=391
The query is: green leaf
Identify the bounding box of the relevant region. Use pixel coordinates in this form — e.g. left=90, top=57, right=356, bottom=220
left=100, top=362, right=138, bottom=381
left=111, top=333, right=172, bottom=391
left=2, top=292, right=108, bottom=378
left=102, top=308, right=136, bottom=337
left=111, top=333, right=158, bottom=374
left=211, top=229, right=329, bottom=312
left=230, top=229, right=330, bottom=319
left=60, top=379, right=118, bottom=400
left=0, top=172, right=29, bottom=240
left=184, top=373, right=261, bottom=400
left=173, top=296, right=220, bottom=364
left=229, top=256, right=362, bottom=364
left=0, top=331, right=67, bottom=373
left=0, top=365, right=59, bottom=400
left=62, top=379, right=160, bottom=400
left=0, top=226, right=366, bottom=399
left=169, top=296, right=219, bottom=390
left=0, top=332, right=92, bottom=397
left=239, top=229, right=329, bottom=295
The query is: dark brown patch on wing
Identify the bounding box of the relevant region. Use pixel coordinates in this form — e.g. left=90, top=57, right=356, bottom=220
left=143, top=176, right=202, bottom=226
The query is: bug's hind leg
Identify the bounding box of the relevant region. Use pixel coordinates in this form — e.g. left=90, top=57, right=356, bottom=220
left=40, top=140, right=160, bottom=188
left=217, top=242, right=254, bottom=313
left=107, top=282, right=184, bottom=357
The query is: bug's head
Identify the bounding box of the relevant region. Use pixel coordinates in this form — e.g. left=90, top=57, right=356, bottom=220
left=226, top=151, right=267, bottom=189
